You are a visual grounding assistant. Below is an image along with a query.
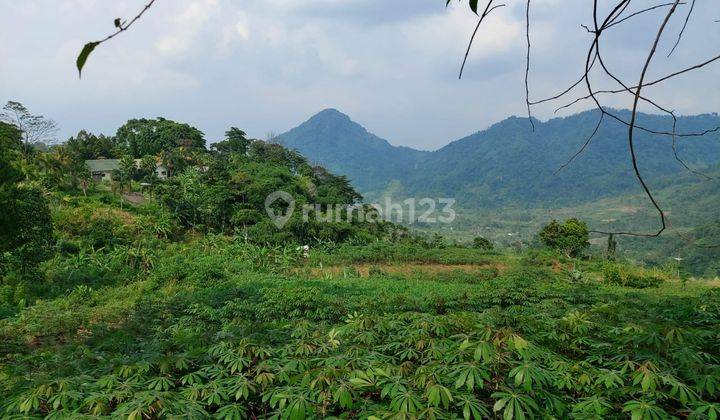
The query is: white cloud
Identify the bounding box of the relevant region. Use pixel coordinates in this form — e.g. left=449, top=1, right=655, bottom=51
left=155, top=0, right=218, bottom=56
left=401, top=4, right=522, bottom=61
left=0, top=0, right=717, bottom=149
left=218, top=14, right=250, bottom=54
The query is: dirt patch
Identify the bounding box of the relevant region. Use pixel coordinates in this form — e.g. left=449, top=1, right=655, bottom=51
left=551, top=260, right=575, bottom=273
left=300, top=262, right=506, bottom=279
left=122, top=192, right=146, bottom=206
left=705, top=278, right=720, bottom=288
left=616, top=206, right=641, bottom=214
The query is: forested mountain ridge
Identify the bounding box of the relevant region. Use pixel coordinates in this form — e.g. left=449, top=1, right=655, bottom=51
left=276, top=109, right=429, bottom=193
left=278, top=109, right=720, bottom=207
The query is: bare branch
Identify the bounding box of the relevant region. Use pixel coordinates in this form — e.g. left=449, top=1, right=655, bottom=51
left=524, top=0, right=534, bottom=130
left=459, top=1, right=506, bottom=79
left=604, top=1, right=685, bottom=30
left=594, top=0, right=682, bottom=237
left=554, top=112, right=604, bottom=175
left=667, top=0, right=695, bottom=57
left=556, top=52, right=720, bottom=111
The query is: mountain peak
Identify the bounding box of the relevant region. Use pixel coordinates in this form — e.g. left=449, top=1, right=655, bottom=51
left=309, top=108, right=352, bottom=123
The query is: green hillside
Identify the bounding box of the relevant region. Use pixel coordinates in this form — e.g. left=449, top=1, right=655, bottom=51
left=277, top=109, right=720, bottom=207
left=277, top=109, right=428, bottom=193
left=277, top=109, right=720, bottom=275
left=408, top=110, right=719, bottom=207
left=413, top=165, right=720, bottom=276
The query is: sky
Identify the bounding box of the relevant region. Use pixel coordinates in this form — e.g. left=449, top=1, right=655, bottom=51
left=1, top=0, right=718, bottom=150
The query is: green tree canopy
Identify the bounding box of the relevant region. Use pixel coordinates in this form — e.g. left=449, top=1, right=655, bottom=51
left=472, top=236, right=494, bottom=251
left=0, top=122, right=23, bottom=185
left=0, top=122, right=53, bottom=274
left=212, top=127, right=251, bottom=156
left=115, top=118, right=205, bottom=158
left=65, top=130, right=118, bottom=159
left=539, top=218, right=590, bottom=258
left=154, top=134, right=374, bottom=243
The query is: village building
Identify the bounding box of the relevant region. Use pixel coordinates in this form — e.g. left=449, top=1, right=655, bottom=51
left=86, top=159, right=169, bottom=182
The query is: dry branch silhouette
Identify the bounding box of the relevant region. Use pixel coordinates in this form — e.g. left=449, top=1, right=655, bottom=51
left=456, top=0, right=719, bottom=239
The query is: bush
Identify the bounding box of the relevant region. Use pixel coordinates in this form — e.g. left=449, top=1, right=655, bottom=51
left=603, top=263, right=664, bottom=288
left=57, top=239, right=80, bottom=255
left=472, top=236, right=494, bottom=250
left=539, top=218, right=589, bottom=257
left=0, top=186, right=54, bottom=273
left=521, top=248, right=569, bottom=267
left=137, top=206, right=181, bottom=239
left=53, top=205, right=135, bottom=248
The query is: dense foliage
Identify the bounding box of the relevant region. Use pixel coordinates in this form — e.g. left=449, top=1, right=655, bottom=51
left=472, top=236, right=494, bottom=251
left=539, top=219, right=590, bottom=258
left=0, top=110, right=403, bottom=316
left=1, top=233, right=719, bottom=418
left=278, top=109, right=720, bottom=208
left=0, top=122, right=54, bottom=293
left=116, top=118, right=206, bottom=158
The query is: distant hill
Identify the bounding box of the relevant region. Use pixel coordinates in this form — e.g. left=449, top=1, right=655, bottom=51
left=277, top=109, right=720, bottom=275
left=277, top=108, right=720, bottom=207
left=276, top=109, right=428, bottom=194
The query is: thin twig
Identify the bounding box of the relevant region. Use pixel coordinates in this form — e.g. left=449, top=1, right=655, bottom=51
left=97, top=0, right=156, bottom=45
left=525, top=0, right=534, bottom=131
left=668, top=0, right=695, bottom=57
left=554, top=112, right=604, bottom=175
left=605, top=1, right=686, bottom=29
left=459, top=1, right=506, bottom=79
left=553, top=53, right=720, bottom=114
left=595, top=0, right=682, bottom=237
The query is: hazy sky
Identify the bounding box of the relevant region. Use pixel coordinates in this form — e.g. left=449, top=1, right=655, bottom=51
left=1, top=0, right=718, bottom=150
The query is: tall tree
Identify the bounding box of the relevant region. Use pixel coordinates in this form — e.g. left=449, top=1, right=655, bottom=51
left=0, top=101, right=58, bottom=151
left=0, top=122, right=53, bottom=274
left=539, top=218, right=590, bottom=258
left=212, top=127, right=251, bottom=156
left=116, top=118, right=205, bottom=157
left=66, top=130, right=118, bottom=159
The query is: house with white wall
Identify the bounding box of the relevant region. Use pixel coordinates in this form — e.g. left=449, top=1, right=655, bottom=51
left=86, top=159, right=170, bottom=182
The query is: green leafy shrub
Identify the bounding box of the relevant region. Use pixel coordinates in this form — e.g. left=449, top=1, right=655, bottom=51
left=539, top=218, right=589, bottom=257
left=603, top=263, right=665, bottom=288
left=56, top=239, right=80, bottom=255
left=136, top=205, right=180, bottom=239
left=53, top=205, right=135, bottom=248
left=472, top=236, right=494, bottom=250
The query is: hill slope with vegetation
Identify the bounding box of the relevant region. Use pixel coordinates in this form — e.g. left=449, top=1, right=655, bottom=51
left=2, top=106, right=720, bottom=419
left=277, top=109, right=429, bottom=193
left=278, top=109, right=720, bottom=207
left=278, top=109, right=720, bottom=275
